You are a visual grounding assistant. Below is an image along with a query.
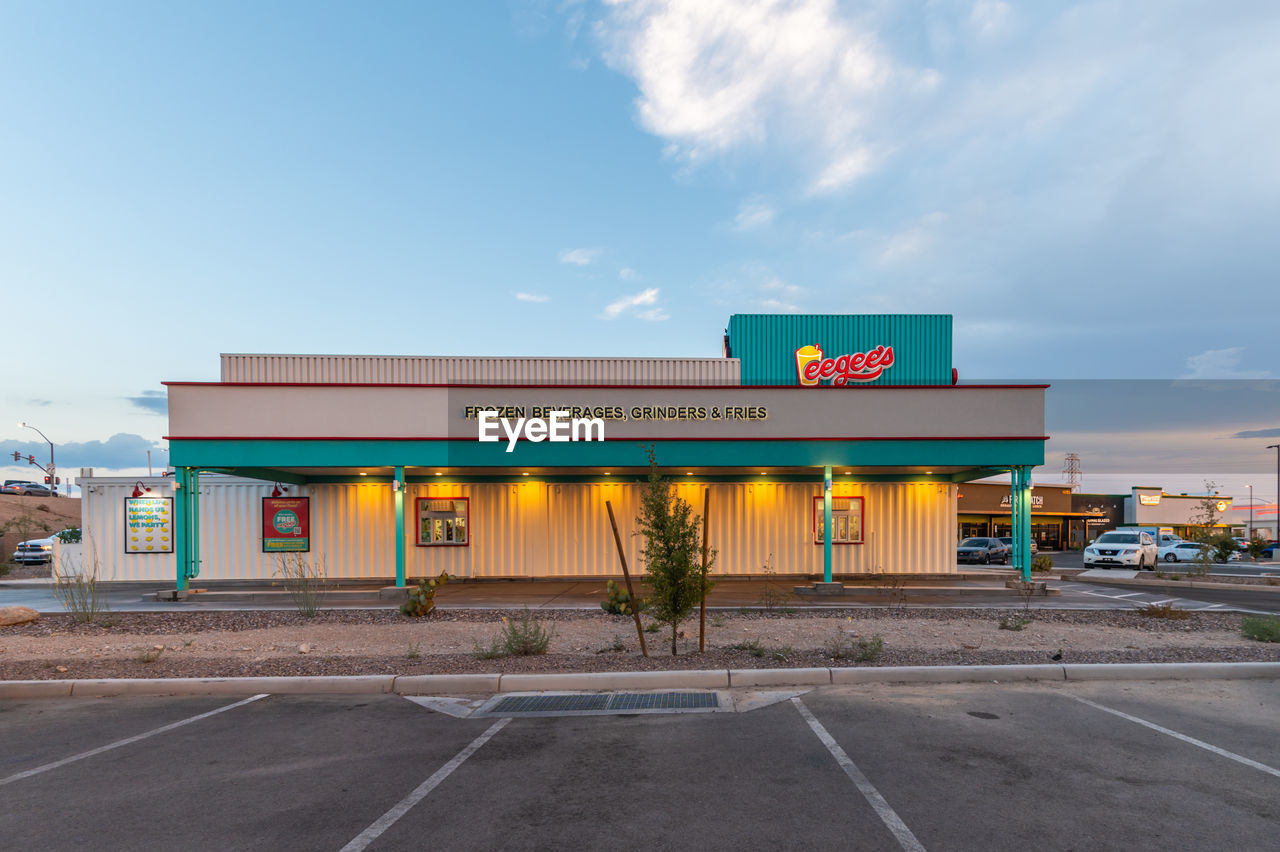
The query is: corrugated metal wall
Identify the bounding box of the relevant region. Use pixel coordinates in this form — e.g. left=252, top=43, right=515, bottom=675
left=219, top=354, right=741, bottom=386
left=726, top=314, right=953, bottom=385
left=82, top=477, right=956, bottom=581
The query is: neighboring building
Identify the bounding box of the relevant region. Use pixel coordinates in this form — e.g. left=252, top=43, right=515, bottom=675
left=1122, top=486, right=1235, bottom=539
left=76, top=314, right=1048, bottom=586
left=1072, top=492, right=1126, bottom=548
left=957, top=482, right=1082, bottom=550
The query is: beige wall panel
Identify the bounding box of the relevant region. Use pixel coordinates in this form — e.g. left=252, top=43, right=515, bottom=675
left=220, top=354, right=741, bottom=385
left=79, top=478, right=176, bottom=581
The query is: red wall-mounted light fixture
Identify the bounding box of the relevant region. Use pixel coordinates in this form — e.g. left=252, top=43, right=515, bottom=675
left=131, top=481, right=151, bottom=498
left=271, top=483, right=288, bottom=498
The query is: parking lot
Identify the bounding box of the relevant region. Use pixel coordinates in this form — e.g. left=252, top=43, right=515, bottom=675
left=3, top=679, right=1278, bottom=850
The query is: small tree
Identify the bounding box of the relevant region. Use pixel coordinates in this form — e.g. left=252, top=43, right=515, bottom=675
left=637, top=448, right=714, bottom=655
left=1188, top=482, right=1228, bottom=577
left=1, top=503, right=53, bottom=562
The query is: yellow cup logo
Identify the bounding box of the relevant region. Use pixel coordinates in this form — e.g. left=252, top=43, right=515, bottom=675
left=795, top=345, right=823, bottom=386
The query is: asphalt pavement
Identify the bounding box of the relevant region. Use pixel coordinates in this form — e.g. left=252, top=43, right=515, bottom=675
left=2, top=679, right=1277, bottom=850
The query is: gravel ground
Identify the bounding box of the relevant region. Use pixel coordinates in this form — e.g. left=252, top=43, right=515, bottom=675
left=3, top=606, right=1277, bottom=681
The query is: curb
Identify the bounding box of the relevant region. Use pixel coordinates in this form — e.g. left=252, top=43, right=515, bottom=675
left=3, top=662, right=1279, bottom=699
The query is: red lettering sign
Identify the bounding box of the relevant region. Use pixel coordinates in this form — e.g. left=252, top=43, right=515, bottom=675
left=795, top=344, right=894, bottom=386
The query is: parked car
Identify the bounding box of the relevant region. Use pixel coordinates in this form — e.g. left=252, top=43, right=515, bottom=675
left=957, top=537, right=1008, bottom=565
left=11, top=535, right=56, bottom=564
left=1084, top=530, right=1158, bottom=570
left=998, top=537, right=1038, bottom=555
left=1260, top=542, right=1278, bottom=559
left=1158, top=541, right=1214, bottom=563
left=1, top=481, right=53, bottom=496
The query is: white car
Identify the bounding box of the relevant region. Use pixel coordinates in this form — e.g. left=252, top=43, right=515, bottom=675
left=11, top=534, right=57, bottom=564
left=1084, top=530, right=1158, bottom=570
left=1158, top=541, right=1214, bottom=563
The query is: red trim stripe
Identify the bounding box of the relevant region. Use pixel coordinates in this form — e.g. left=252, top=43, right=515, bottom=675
left=164, top=435, right=1051, bottom=443
left=162, top=381, right=1050, bottom=390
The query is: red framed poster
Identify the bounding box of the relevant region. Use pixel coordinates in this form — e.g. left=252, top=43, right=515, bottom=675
left=262, top=497, right=310, bottom=552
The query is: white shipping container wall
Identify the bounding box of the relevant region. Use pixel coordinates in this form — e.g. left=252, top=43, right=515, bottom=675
left=79, top=477, right=178, bottom=581
left=80, top=477, right=957, bottom=582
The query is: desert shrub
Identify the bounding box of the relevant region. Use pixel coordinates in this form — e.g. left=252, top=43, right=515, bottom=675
left=53, top=554, right=110, bottom=624
left=999, top=615, right=1031, bottom=631
left=55, top=528, right=82, bottom=543
left=1241, top=615, right=1280, bottom=643
left=825, top=629, right=883, bottom=662
left=274, top=553, right=325, bottom=618
left=1030, top=555, right=1054, bottom=573
left=498, top=609, right=554, bottom=656
left=401, top=571, right=451, bottom=617
left=600, top=579, right=643, bottom=615
left=730, top=638, right=766, bottom=657
left=1136, top=601, right=1189, bottom=620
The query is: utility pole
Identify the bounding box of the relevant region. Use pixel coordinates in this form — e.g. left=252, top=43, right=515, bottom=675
left=1269, top=445, right=1280, bottom=542
left=15, top=422, right=56, bottom=495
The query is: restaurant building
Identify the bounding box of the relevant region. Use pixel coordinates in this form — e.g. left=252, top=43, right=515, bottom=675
left=956, top=482, right=1080, bottom=551
left=75, top=314, right=1048, bottom=586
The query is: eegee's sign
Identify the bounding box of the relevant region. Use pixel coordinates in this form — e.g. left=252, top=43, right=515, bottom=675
left=477, top=409, right=605, bottom=452
left=795, top=344, right=895, bottom=386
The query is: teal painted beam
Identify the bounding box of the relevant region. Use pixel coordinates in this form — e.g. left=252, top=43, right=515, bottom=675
left=169, top=438, right=1046, bottom=470
left=206, top=467, right=308, bottom=485
left=174, top=467, right=190, bottom=591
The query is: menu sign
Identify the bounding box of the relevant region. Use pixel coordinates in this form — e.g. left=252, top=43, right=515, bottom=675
left=262, top=497, right=310, bottom=552
left=125, top=496, right=173, bottom=554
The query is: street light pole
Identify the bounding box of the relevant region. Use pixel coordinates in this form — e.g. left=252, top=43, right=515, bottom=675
left=18, top=421, right=55, bottom=496
left=1247, top=484, right=1253, bottom=541
left=1269, top=444, right=1280, bottom=542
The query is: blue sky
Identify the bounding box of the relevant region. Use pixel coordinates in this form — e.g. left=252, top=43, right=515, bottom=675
left=1, top=1, right=1277, bottom=499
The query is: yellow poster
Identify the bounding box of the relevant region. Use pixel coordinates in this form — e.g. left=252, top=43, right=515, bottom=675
left=125, top=496, right=173, bottom=554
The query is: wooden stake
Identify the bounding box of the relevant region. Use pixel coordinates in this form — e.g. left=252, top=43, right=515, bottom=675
left=700, top=487, right=709, bottom=653
left=606, top=500, right=647, bottom=658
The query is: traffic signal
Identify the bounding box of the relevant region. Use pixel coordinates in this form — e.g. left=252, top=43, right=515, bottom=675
left=44, top=476, right=51, bottom=484
left=9, top=451, right=17, bottom=461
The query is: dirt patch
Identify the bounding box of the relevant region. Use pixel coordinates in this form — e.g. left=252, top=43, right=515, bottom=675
left=3, top=607, right=1276, bottom=680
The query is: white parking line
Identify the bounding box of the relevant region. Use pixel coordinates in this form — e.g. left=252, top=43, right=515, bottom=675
left=792, top=698, right=925, bottom=852
left=340, top=718, right=510, bottom=852
left=0, top=694, right=268, bottom=787
left=1069, top=696, right=1280, bottom=779
left=1112, top=592, right=1143, bottom=598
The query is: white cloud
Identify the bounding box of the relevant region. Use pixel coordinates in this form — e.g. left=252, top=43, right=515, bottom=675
left=559, top=247, right=602, bottom=265
left=602, top=287, right=661, bottom=319
left=514, top=292, right=550, bottom=303
left=1182, top=347, right=1272, bottom=380
left=595, top=0, right=920, bottom=193
left=619, top=267, right=638, bottom=279
left=638, top=307, right=670, bottom=321
left=970, top=0, right=1013, bottom=38
left=733, top=197, right=775, bottom=230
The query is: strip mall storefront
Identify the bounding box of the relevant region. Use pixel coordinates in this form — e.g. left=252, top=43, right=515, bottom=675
left=956, top=482, right=1081, bottom=551
left=78, top=314, right=1047, bottom=586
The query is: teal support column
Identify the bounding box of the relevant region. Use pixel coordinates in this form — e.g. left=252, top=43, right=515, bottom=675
left=174, top=467, right=190, bottom=591
left=1012, top=466, right=1032, bottom=581
left=823, top=465, right=833, bottom=583
left=190, top=469, right=201, bottom=580
left=394, top=465, right=406, bottom=588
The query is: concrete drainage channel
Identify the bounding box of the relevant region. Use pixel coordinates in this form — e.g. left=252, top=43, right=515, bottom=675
left=406, top=690, right=806, bottom=718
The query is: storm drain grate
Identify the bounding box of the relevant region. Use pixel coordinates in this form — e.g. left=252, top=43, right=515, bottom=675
left=492, top=694, right=610, bottom=713
left=608, top=692, right=719, bottom=711
left=489, top=692, right=720, bottom=715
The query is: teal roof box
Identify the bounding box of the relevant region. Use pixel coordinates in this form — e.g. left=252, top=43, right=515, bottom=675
left=726, top=314, right=954, bottom=386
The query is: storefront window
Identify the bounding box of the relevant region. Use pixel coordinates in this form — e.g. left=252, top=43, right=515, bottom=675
left=417, top=498, right=469, bottom=546
left=813, top=497, right=864, bottom=544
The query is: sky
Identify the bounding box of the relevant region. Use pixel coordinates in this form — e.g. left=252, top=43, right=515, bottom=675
left=1, top=1, right=1277, bottom=503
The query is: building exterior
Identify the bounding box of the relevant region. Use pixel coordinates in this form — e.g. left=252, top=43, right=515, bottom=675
left=956, top=482, right=1082, bottom=550
left=1122, top=486, right=1234, bottom=539
left=76, top=314, right=1047, bottom=586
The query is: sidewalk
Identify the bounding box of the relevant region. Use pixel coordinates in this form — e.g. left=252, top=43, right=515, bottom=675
left=1, top=573, right=1042, bottom=613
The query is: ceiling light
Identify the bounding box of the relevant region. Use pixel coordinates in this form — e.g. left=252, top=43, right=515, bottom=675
left=358, top=472, right=367, bottom=476
left=434, top=472, right=443, bottom=476
left=522, top=472, right=529, bottom=476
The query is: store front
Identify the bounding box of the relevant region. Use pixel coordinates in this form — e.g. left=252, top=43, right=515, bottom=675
left=77, top=314, right=1048, bottom=585
left=956, top=482, right=1081, bottom=550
